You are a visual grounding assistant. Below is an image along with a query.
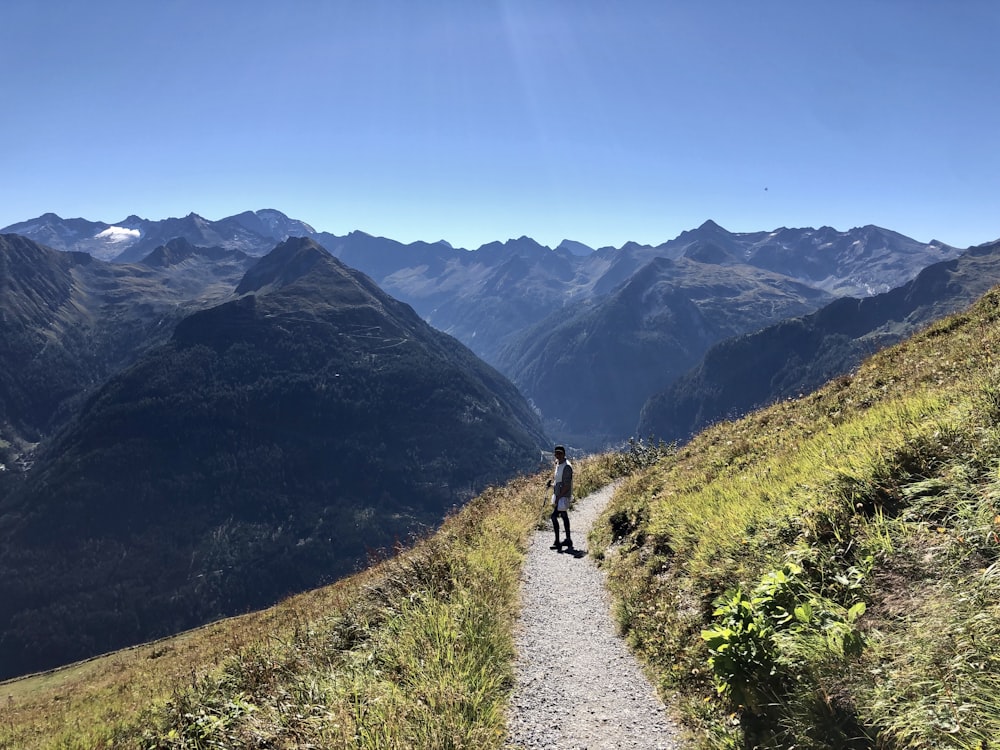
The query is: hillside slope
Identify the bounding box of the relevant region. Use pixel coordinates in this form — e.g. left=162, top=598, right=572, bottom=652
left=0, top=238, right=547, bottom=680
left=593, top=284, right=1000, bottom=747
left=640, top=238, right=1000, bottom=442
left=0, top=453, right=626, bottom=750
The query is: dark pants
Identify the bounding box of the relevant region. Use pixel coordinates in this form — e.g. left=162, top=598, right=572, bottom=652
left=551, top=509, right=570, bottom=541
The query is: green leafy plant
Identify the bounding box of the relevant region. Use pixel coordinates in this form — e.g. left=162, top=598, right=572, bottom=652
left=702, top=561, right=866, bottom=714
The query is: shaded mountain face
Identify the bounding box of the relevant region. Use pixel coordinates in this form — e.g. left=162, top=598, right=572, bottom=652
left=313, top=223, right=958, bottom=446
left=0, top=234, right=254, bottom=461
left=0, top=237, right=547, bottom=679
left=639, top=240, right=1000, bottom=443
left=494, top=256, right=835, bottom=445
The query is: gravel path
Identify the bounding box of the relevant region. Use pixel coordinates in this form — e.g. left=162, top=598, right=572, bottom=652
left=505, top=483, right=685, bottom=750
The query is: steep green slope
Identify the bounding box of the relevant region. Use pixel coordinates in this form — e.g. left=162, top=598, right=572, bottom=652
left=0, top=455, right=624, bottom=750
left=593, top=286, right=1000, bottom=748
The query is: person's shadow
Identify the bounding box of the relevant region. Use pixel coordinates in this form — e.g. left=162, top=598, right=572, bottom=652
left=560, top=547, right=587, bottom=559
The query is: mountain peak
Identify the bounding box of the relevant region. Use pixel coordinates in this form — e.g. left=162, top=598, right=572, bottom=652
left=475, top=236, right=549, bottom=257
left=557, top=239, right=594, bottom=256
left=141, top=237, right=200, bottom=267
left=504, top=236, right=547, bottom=251
left=235, top=237, right=338, bottom=296
left=255, top=208, right=289, bottom=218
left=226, top=209, right=317, bottom=241
left=672, top=220, right=733, bottom=246
left=271, top=235, right=324, bottom=256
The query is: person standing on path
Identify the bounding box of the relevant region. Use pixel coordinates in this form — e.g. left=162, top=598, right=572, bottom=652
left=549, top=445, right=573, bottom=551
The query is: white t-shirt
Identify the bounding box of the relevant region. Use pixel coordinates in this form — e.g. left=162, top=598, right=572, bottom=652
left=551, top=460, right=572, bottom=511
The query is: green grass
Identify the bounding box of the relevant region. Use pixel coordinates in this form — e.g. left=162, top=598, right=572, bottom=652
left=590, top=287, right=1000, bottom=748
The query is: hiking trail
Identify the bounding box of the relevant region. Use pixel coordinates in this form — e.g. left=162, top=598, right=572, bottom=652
left=505, top=482, right=685, bottom=749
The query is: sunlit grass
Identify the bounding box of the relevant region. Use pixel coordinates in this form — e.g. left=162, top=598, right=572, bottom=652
left=593, top=288, right=1000, bottom=747
left=0, top=574, right=363, bottom=749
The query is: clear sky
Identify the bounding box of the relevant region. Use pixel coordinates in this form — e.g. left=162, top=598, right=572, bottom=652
left=2, top=1, right=998, bottom=250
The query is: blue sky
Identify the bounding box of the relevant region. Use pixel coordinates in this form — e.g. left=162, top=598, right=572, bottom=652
left=2, top=1, right=998, bottom=250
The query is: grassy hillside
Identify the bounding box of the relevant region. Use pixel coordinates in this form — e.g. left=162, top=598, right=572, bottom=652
left=5, top=287, right=1000, bottom=748
left=592, top=286, right=1000, bottom=747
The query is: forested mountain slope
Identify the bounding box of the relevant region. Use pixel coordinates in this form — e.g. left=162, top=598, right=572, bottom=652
left=0, top=238, right=546, bottom=680
left=0, top=233, right=253, bottom=462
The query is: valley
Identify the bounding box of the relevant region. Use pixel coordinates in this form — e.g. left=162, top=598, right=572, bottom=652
left=1, top=208, right=996, bottom=683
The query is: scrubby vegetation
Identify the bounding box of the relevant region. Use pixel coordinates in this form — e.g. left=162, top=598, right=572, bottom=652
left=591, top=287, right=1000, bottom=747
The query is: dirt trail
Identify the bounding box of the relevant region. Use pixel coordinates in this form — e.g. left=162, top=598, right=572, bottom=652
left=505, top=482, right=685, bottom=749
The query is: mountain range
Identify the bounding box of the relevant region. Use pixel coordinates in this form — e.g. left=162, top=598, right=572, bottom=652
left=4, top=208, right=997, bottom=678
left=2, top=210, right=966, bottom=448
left=2, top=210, right=315, bottom=263
left=639, top=238, right=1000, bottom=442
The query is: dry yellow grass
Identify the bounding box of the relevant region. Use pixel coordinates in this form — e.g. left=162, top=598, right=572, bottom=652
left=0, top=569, right=369, bottom=748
